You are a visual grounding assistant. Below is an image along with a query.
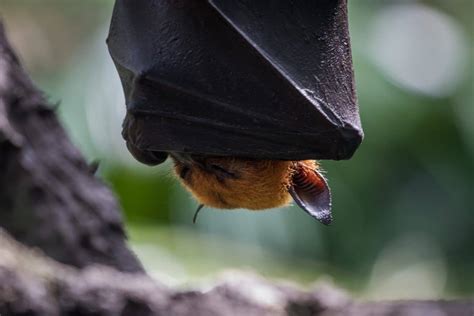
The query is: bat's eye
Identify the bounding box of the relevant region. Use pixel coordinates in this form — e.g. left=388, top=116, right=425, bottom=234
left=210, top=164, right=226, bottom=172
left=180, top=166, right=190, bottom=180
left=209, top=164, right=237, bottom=179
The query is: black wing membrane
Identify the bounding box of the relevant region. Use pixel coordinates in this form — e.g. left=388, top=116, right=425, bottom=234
left=108, top=0, right=363, bottom=163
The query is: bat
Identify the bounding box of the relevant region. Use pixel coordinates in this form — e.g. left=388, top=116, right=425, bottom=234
left=171, top=155, right=332, bottom=224
left=107, top=0, right=363, bottom=224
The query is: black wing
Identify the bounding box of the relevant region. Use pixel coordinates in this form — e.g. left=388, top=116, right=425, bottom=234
left=107, top=0, right=363, bottom=163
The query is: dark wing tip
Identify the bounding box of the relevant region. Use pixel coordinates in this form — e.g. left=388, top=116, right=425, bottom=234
left=126, top=142, right=168, bottom=166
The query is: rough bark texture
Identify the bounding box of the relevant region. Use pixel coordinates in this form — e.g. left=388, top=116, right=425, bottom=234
left=0, top=231, right=472, bottom=316
left=0, top=22, right=143, bottom=273
left=0, top=20, right=472, bottom=316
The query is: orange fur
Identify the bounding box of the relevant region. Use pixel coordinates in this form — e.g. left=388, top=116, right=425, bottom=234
left=173, top=157, right=317, bottom=210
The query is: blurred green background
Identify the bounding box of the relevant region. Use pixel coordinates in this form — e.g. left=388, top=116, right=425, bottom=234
left=1, top=0, right=472, bottom=299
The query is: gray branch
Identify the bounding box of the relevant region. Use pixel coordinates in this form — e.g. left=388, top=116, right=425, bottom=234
left=0, top=231, right=472, bottom=316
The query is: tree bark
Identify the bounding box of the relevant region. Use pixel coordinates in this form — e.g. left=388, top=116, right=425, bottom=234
left=0, top=20, right=471, bottom=316
left=1, top=231, right=472, bottom=316
left=0, top=22, right=143, bottom=273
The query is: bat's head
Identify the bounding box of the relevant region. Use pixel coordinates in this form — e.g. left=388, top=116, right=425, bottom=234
left=171, top=154, right=332, bottom=225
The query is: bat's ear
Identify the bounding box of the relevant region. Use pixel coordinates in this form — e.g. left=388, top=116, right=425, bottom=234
left=289, top=167, right=332, bottom=225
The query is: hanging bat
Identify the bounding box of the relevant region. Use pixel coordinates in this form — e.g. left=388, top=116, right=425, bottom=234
left=108, top=0, right=363, bottom=225
left=171, top=155, right=332, bottom=224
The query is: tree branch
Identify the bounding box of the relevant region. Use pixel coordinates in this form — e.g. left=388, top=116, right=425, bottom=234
left=0, top=230, right=471, bottom=316
left=0, top=22, right=143, bottom=273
